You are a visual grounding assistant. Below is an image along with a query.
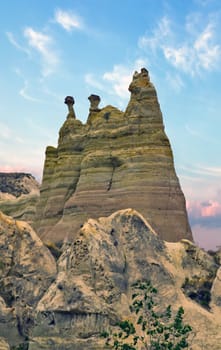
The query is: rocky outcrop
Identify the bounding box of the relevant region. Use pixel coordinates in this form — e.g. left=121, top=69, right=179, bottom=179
left=35, top=68, right=192, bottom=243
left=0, top=209, right=219, bottom=349
left=0, top=211, right=56, bottom=349
left=0, top=173, right=39, bottom=223
left=0, top=173, right=39, bottom=198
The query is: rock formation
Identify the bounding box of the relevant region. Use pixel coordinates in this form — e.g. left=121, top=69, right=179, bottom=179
left=0, top=209, right=220, bottom=349
left=0, top=211, right=56, bottom=349
left=0, top=173, right=39, bottom=198
left=0, top=173, right=39, bottom=223
left=34, top=68, right=192, bottom=243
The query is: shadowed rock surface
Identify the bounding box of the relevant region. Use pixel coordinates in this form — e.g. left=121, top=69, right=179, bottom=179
left=0, top=173, right=39, bottom=198
left=34, top=68, right=192, bottom=243
left=0, top=209, right=220, bottom=349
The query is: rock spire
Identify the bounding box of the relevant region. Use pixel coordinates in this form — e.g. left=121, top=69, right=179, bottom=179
left=34, top=68, right=192, bottom=243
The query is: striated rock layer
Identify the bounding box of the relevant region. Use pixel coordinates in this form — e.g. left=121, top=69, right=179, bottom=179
left=35, top=68, right=192, bottom=243
left=0, top=210, right=220, bottom=349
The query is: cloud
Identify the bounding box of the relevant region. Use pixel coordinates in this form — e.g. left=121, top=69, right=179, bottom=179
left=138, top=16, right=171, bottom=52
left=24, top=27, right=59, bottom=76
left=139, top=15, right=221, bottom=76
left=85, top=73, right=104, bottom=90
left=181, top=164, right=221, bottom=178
left=103, top=65, right=131, bottom=99
left=84, top=58, right=148, bottom=104
left=14, top=68, right=42, bottom=102
left=54, top=9, right=83, bottom=31
left=19, top=81, right=42, bottom=102
left=166, top=73, right=184, bottom=92
left=187, top=196, right=221, bottom=236
left=6, top=32, right=31, bottom=56
left=102, top=58, right=147, bottom=99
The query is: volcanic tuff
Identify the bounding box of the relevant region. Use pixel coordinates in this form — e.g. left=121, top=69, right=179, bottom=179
left=0, top=209, right=220, bottom=349
left=34, top=68, right=192, bottom=243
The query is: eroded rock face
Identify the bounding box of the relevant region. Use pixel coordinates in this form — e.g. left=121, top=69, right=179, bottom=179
left=0, top=173, right=40, bottom=223
left=0, top=209, right=220, bottom=349
left=0, top=211, right=56, bottom=348
left=35, top=68, right=192, bottom=243
left=0, top=173, right=39, bottom=198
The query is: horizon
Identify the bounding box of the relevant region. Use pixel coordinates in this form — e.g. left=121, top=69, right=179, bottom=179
left=0, top=0, right=221, bottom=250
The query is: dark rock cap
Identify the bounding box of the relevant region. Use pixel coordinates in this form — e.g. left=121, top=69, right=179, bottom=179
left=88, top=94, right=101, bottom=102
left=64, top=96, right=75, bottom=105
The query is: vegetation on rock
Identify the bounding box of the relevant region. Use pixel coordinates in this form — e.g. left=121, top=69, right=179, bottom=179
left=102, top=280, right=193, bottom=349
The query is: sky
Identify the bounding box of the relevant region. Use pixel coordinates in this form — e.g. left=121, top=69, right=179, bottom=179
left=0, top=0, right=221, bottom=250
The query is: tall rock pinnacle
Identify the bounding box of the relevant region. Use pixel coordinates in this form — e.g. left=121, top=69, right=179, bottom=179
left=35, top=68, right=192, bottom=243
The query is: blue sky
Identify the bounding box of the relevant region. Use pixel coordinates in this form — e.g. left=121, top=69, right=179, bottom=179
left=0, top=0, right=221, bottom=249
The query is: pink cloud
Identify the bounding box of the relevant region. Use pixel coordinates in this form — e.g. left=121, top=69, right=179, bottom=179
left=201, top=200, right=221, bottom=217
left=186, top=198, right=221, bottom=250
left=187, top=199, right=221, bottom=218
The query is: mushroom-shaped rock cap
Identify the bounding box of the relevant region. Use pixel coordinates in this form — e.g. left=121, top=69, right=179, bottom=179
left=64, top=96, right=75, bottom=105
left=88, top=94, right=101, bottom=113
left=88, top=94, right=101, bottom=102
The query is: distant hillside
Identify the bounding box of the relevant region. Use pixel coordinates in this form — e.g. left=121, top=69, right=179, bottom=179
left=0, top=172, right=39, bottom=198
left=0, top=172, right=40, bottom=223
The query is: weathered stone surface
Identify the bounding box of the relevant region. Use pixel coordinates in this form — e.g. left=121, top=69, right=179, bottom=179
left=0, top=173, right=39, bottom=198
left=0, top=173, right=39, bottom=223
left=0, top=211, right=56, bottom=348
left=35, top=68, right=192, bottom=243
left=0, top=209, right=220, bottom=349
left=0, top=337, right=10, bottom=350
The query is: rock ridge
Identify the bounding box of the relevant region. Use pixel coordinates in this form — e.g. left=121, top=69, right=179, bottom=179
left=0, top=209, right=220, bottom=349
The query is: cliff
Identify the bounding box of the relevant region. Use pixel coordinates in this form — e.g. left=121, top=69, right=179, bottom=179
left=34, top=68, right=192, bottom=243
left=0, top=209, right=220, bottom=349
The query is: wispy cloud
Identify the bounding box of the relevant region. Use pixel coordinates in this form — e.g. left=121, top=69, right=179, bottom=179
left=54, top=9, right=83, bottom=31
left=139, top=16, right=172, bottom=52
left=6, top=31, right=30, bottom=56
left=102, top=58, right=148, bottom=99
left=14, top=68, right=42, bottom=102
left=19, top=80, right=41, bottom=102
left=85, top=58, right=148, bottom=102
left=85, top=73, right=104, bottom=90
left=166, top=73, right=184, bottom=92
left=103, top=65, right=131, bottom=99
left=139, top=15, right=221, bottom=76
left=24, top=27, right=59, bottom=76
left=181, top=164, right=221, bottom=178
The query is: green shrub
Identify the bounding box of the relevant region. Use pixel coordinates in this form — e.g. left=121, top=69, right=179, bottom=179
left=103, top=280, right=193, bottom=349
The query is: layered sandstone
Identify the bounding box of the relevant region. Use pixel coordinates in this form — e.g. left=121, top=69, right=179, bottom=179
left=34, top=68, right=192, bottom=243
